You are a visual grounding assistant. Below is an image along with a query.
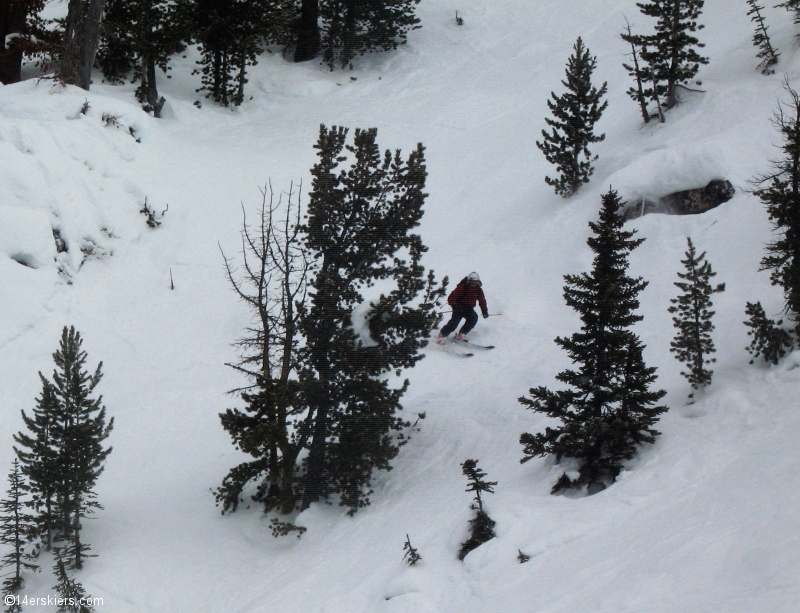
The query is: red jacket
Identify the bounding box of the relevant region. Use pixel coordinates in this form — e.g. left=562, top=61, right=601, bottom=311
left=448, top=278, right=488, bottom=314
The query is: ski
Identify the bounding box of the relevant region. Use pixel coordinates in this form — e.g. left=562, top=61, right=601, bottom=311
left=452, top=338, right=495, bottom=350
left=433, top=339, right=474, bottom=357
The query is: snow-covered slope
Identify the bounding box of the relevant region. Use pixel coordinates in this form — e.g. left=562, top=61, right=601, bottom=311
left=1, top=1, right=799, bottom=611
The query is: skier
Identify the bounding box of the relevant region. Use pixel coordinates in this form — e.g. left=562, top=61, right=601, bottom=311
left=437, top=272, right=489, bottom=344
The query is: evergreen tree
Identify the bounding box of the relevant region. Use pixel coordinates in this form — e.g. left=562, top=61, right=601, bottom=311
left=97, top=0, right=188, bottom=116
left=457, top=459, right=496, bottom=560
left=744, top=301, right=794, bottom=364
left=402, top=534, right=421, bottom=566
left=519, top=189, right=667, bottom=494
left=777, top=0, right=800, bottom=34
left=668, top=237, right=724, bottom=397
left=747, top=0, right=780, bottom=74
left=292, top=0, right=422, bottom=68
left=300, top=125, right=447, bottom=513
left=319, top=0, right=422, bottom=70
left=215, top=183, right=310, bottom=517
left=634, top=0, right=708, bottom=110
left=14, top=327, right=113, bottom=569
left=187, top=0, right=292, bottom=107
left=0, top=460, right=39, bottom=600
left=536, top=37, right=608, bottom=198
left=751, top=80, right=800, bottom=334
left=0, top=0, right=55, bottom=84
left=621, top=18, right=651, bottom=124
left=13, top=375, right=62, bottom=551
left=52, top=549, right=95, bottom=613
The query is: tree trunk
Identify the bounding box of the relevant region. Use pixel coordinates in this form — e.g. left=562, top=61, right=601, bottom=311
left=294, top=0, right=320, bottom=63
left=0, top=2, right=25, bottom=84
left=143, top=54, right=165, bottom=118
left=76, top=0, right=106, bottom=90
left=666, top=0, right=680, bottom=109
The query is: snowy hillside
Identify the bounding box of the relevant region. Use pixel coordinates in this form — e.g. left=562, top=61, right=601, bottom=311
left=1, top=1, right=800, bottom=611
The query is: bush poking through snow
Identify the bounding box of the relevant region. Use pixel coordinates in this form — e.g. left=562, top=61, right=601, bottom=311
left=139, top=198, right=168, bottom=228
left=744, top=301, right=794, bottom=365
left=457, top=459, right=496, bottom=561
left=269, top=519, right=307, bottom=539
left=13, top=327, right=114, bottom=567
left=402, top=534, right=421, bottom=566
left=101, top=112, right=121, bottom=128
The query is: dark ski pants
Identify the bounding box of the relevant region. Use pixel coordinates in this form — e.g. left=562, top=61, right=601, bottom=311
left=441, top=306, right=478, bottom=337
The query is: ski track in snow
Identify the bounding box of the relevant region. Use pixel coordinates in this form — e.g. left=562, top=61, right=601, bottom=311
left=1, top=1, right=799, bottom=611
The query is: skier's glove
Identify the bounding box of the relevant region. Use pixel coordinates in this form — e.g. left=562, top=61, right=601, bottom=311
left=482, top=311, right=489, bottom=319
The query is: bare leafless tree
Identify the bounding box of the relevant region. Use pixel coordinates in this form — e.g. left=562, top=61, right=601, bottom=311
left=216, top=182, right=314, bottom=516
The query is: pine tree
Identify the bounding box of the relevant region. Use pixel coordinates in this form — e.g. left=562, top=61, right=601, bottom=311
left=0, top=460, right=39, bottom=600
left=668, top=237, right=724, bottom=397
left=14, top=327, right=113, bottom=569
left=777, top=0, right=800, bottom=34
left=187, top=0, right=292, bottom=107
left=300, top=125, right=447, bottom=513
left=634, top=0, right=708, bottom=109
left=457, top=459, right=496, bottom=560
left=97, top=0, right=188, bottom=116
left=215, top=183, right=310, bottom=516
left=744, top=301, right=794, bottom=364
left=319, top=0, right=422, bottom=70
left=402, top=534, right=421, bottom=566
left=621, top=18, right=651, bottom=124
left=52, top=549, right=95, bottom=613
left=747, top=0, right=780, bottom=74
left=519, top=189, right=667, bottom=494
left=0, top=0, right=55, bottom=84
left=536, top=37, right=608, bottom=198
left=13, top=376, right=63, bottom=551
left=751, top=80, right=800, bottom=335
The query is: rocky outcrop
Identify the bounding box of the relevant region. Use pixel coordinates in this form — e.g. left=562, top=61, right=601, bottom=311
left=625, top=180, right=735, bottom=220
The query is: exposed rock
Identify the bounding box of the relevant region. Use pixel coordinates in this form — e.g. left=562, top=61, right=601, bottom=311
left=625, top=180, right=735, bottom=220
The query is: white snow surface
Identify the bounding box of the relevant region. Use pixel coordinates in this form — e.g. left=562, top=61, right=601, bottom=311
left=1, top=1, right=799, bottom=611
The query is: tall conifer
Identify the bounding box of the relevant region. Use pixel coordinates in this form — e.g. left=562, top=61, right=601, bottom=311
left=0, top=460, right=39, bottom=600
left=186, top=0, right=292, bottom=106
left=747, top=0, right=780, bottom=74
left=751, top=80, right=800, bottom=335
left=300, top=125, right=446, bottom=512
left=319, top=0, right=421, bottom=69
left=536, top=37, right=608, bottom=198
left=97, top=0, right=187, bottom=116
left=668, top=237, right=723, bottom=397
left=519, top=189, right=667, bottom=493
left=634, top=0, right=708, bottom=109
left=14, top=327, right=113, bottom=569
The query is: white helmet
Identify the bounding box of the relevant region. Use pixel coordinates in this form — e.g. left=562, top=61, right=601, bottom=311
left=467, top=272, right=481, bottom=284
